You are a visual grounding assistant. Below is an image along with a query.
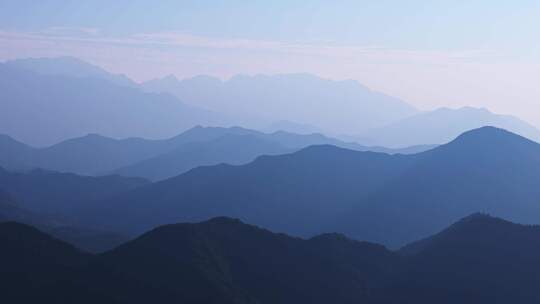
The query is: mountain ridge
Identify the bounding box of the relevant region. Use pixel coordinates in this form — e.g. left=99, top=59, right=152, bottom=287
left=76, top=126, right=540, bottom=248
left=3, top=213, right=540, bottom=303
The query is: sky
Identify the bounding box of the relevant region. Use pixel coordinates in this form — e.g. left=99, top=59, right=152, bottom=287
left=2, top=0, right=540, bottom=126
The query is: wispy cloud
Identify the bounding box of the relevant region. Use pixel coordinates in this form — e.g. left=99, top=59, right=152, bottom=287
left=0, top=28, right=495, bottom=65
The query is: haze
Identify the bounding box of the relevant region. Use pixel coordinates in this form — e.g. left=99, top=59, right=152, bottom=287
left=2, top=0, right=540, bottom=128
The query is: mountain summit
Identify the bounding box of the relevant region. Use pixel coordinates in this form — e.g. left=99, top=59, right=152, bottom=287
left=76, top=127, right=540, bottom=248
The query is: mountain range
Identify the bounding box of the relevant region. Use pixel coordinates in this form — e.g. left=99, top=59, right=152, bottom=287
left=2, top=126, right=538, bottom=249
left=2, top=213, right=540, bottom=303
left=141, top=73, right=418, bottom=135
left=357, top=106, right=540, bottom=147
left=3, top=56, right=540, bottom=148
left=0, top=187, right=129, bottom=253
left=0, top=125, right=432, bottom=181
left=66, top=126, right=540, bottom=248
left=4, top=56, right=138, bottom=88
left=0, top=59, right=230, bottom=146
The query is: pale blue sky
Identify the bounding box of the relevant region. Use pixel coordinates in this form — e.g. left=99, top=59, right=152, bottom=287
left=1, top=0, right=540, bottom=125
left=2, top=0, right=540, bottom=50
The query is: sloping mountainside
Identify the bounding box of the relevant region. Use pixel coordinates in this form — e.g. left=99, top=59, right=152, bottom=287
left=141, top=73, right=418, bottom=134
left=0, top=187, right=128, bottom=253
left=112, top=134, right=291, bottom=181
left=0, top=134, right=34, bottom=171
left=0, top=222, right=113, bottom=303
left=114, top=131, right=429, bottom=181
left=0, top=189, right=41, bottom=223
left=4, top=56, right=137, bottom=87
left=3, top=214, right=540, bottom=304
left=0, top=126, right=431, bottom=179
left=338, top=125, right=540, bottom=246
left=359, top=106, right=540, bottom=147
left=0, top=63, right=229, bottom=146
left=385, top=214, right=540, bottom=303
left=0, top=217, right=397, bottom=304
left=0, top=126, right=263, bottom=175
left=0, top=167, right=148, bottom=215
left=81, top=127, right=540, bottom=248
left=81, top=145, right=416, bottom=236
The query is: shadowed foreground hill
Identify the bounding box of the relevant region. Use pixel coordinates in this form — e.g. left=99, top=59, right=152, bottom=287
left=386, top=213, right=540, bottom=303
left=0, top=222, right=114, bottom=303
left=0, top=168, right=147, bottom=252
left=3, top=214, right=540, bottom=303
left=81, top=127, right=540, bottom=247
left=0, top=188, right=128, bottom=253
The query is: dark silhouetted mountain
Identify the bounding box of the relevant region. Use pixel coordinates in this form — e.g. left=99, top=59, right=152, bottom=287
left=82, top=127, right=540, bottom=249
left=0, top=126, right=429, bottom=178
left=0, top=186, right=128, bottom=253
left=4, top=214, right=540, bottom=303
left=47, top=225, right=128, bottom=254
left=0, top=222, right=116, bottom=303
left=359, top=106, right=540, bottom=147
left=5, top=56, right=137, bottom=87
left=90, top=217, right=397, bottom=304
left=0, top=189, right=39, bottom=223
left=0, top=62, right=229, bottom=146
left=141, top=73, right=418, bottom=134
left=382, top=214, right=540, bottom=303
left=1, top=218, right=394, bottom=304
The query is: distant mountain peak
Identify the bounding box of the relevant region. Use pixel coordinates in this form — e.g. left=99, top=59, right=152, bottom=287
left=204, top=216, right=244, bottom=226
left=163, top=74, right=179, bottom=81
left=452, top=212, right=497, bottom=225
left=360, top=106, right=540, bottom=147
left=4, top=56, right=137, bottom=88
left=450, top=126, right=532, bottom=145
left=147, top=74, right=181, bottom=86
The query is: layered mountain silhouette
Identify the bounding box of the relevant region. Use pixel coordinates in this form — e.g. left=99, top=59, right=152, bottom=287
left=141, top=73, right=418, bottom=134
left=0, top=59, right=230, bottom=146
left=385, top=213, right=540, bottom=303
left=0, top=126, right=431, bottom=180
left=0, top=171, right=137, bottom=252
left=5, top=56, right=138, bottom=87
left=0, top=189, right=41, bottom=223
left=80, top=144, right=416, bottom=236
left=0, top=166, right=148, bottom=215
left=112, top=134, right=291, bottom=181
left=338, top=126, right=540, bottom=245
left=4, top=57, right=540, bottom=149
left=358, top=106, right=540, bottom=147
left=75, top=127, right=540, bottom=248
left=2, top=214, right=540, bottom=303
left=263, top=119, right=324, bottom=135
left=0, top=166, right=142, bottom=252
